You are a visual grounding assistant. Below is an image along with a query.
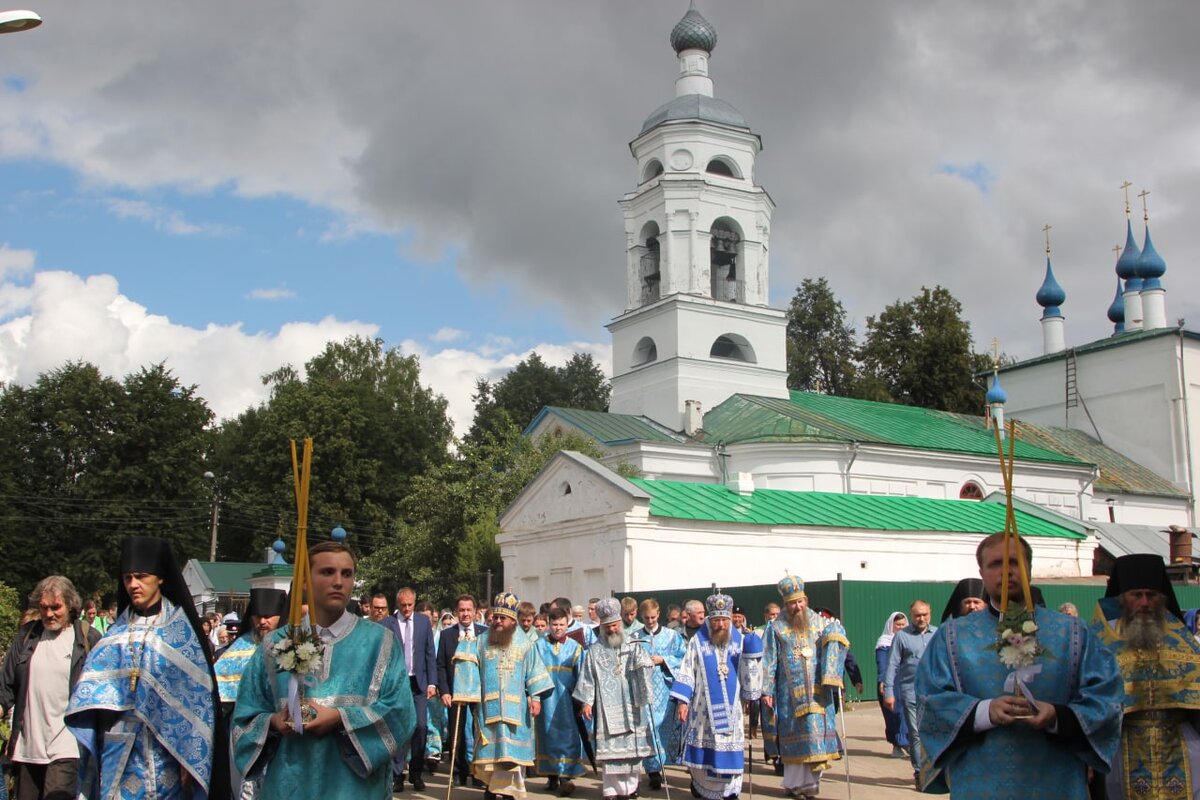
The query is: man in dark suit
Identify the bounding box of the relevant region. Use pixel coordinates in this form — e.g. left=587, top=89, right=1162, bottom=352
left=437, top=593, right=488, bottom=787
left=380, top=586, right=437, bottom=793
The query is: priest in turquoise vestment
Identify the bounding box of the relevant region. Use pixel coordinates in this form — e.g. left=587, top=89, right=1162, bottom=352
left=630, top=597, right=686, bottom=789
left=916, top=532, right=1122, bottom=799
left=1091, top=553, right=1200, bottom=800
left=534, top=607, right=586, bottom=793
left=453, top=591, right=554, bottom=800
left=232, top=542, right=415, bottom=800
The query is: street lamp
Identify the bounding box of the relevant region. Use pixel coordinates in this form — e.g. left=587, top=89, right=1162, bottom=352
left=204, top=471, right=221, bottom=561
left=0, top=10, right=41, bottom=34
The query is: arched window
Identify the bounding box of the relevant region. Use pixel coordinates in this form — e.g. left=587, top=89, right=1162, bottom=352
left=705, top=157, right=739, bottom=178
left=633, top=337, right=658, bottom=366
left=642, top=159, right=664, bottom=182
left=710, top=218, right=742, bottom=302
left=959, top=482, right=984, bottom=500
left=710, top=333, right=756, bottom=363
left=638, top=221, right=661, bottom=304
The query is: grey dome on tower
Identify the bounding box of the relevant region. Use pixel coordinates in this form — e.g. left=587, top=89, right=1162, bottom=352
left=670, top=6, right=718, bottom=54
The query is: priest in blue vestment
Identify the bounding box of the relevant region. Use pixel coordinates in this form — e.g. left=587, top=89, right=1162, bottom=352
left=453, top=591, right=554, bottom=800
left=673, top=593, right=763, bottom=800
left=1091, top=553, right=1200, bottom=799
left=534, top=607, right=586, bottom=795
left=67, top=536, right=229, bottom=800
left=630, top=597, right=686, bottom=790
left=761, top=575, right=845, bottom=800
left=916, top=532, right=1123, bottom=799
left=232, top=541, right=415, bottom=800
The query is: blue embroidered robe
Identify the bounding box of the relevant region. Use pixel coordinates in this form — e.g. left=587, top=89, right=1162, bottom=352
left=761, top=612, right=846, bottom=767
left=231, top=617, right=415, bottom=800
left=671, top=626, right=762, bottom=778
left=67, top=599, right=217, bottom=800
left=916, top=607, right=1122, bottom=799
left=452, top=629, right=553, bottom=769
left=1091, top=597, right=1200, bottom=799
left=534, top=636, right=585, bottom=778
left=214, top=635, right=258, bottom=705
left=574, top=638, right=655, bottom=773
left=630, top=624, right=687, bottom=772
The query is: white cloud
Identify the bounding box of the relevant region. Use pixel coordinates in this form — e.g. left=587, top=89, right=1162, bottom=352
left=247, top=287, right=297, bottom=301
left=105, top=198, right=234, bottom=237
left=0, top=245, right=34, bottom=281
left=431, top=327, right=467, bottom=343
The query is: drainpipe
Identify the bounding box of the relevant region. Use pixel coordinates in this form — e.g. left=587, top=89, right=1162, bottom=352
left=842, top=441, right=860, bottom=494
left=1179, top=327, right=1197, bottom=526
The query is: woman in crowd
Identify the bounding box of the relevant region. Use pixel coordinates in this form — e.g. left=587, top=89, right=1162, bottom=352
left=875, top=611, right=910, bottom=758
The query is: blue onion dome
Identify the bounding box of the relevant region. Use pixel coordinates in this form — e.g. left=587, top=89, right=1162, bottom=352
left=271, top=538, right=287, bottom=564
left=1138, top=225, right=1166, bottom=286
left=986, top=374, right=1008, bottom=405
left=1035, top=257, right=1066, bottom=314
left=1107, top=277, right=1125, bottom=330
left=330, top=526, right=347, bottom=542
left=1116, top=219, right=1142, bottom=284
left=671, top=5, right=717, bottom=54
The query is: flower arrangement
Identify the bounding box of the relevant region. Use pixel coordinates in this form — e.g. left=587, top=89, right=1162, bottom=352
left=990, top=605, right=1043, bottom=669
left=270, top=624, right=325, bottom=675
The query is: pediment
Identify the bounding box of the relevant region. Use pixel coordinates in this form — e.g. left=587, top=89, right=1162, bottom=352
left=500, top=450, right=648, bottom=531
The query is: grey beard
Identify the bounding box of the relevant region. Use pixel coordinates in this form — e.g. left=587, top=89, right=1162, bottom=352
left=1124, top=613, right=1165, bottom=651
left=789, top=610, right=809, bottom=634
left=605, top=630, right=625, bottom=649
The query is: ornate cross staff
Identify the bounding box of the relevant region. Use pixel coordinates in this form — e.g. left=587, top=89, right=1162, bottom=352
left=992, top=421, right=1034, bottom=613
left=287, top=437, right=315, bottom=627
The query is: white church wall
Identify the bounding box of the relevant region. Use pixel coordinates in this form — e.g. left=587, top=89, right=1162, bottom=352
left=1084, top=493, right=1191, bottom=527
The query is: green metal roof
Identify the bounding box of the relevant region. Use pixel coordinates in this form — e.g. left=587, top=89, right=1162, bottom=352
left=627, top=478, right=1085, bottom=539
left=1010, top=421, right=1188, bottom=498
left=528, top=406, right=683, bottom=445
left=699, top=391, right=1085, bottom=466
left=997, top=327, right=1200, bottom=373
left=194, top=561, right=267, bottom=594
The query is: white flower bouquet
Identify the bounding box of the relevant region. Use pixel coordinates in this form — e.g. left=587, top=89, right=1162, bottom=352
left=271, top=624, right=325, bottom=727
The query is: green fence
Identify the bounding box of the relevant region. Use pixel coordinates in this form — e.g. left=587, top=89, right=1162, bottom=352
left=628, top=578, right=1200, bottom=701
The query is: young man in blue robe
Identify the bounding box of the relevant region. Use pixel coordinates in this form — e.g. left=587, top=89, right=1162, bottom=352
left=673, top=592, right=763, bottom=800
left=760, top=575, right=844, bottom=800
left=916, top=532, right=1123, bottom=799
left=231, top=541, right=416, bottom=800
left=534, top=606, right=585, bottom=795
left=67, top=536, right=228, bottom=800
left=452, top=591, right=554, bottom=800
left=630, top=597, right=686, bottom=790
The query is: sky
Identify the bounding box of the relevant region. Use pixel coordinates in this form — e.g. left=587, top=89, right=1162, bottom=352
left=1, top=2, right=1198, bottom=438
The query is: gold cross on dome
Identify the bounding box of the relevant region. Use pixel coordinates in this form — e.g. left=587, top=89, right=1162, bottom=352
left=1139, top=189, right=1151, bottom=222
left=1113, top=244, right=1122, bottom=261
left=1120, top=181, right=1133, bottom=215
left=1042, top=224, right=1052, bottom=256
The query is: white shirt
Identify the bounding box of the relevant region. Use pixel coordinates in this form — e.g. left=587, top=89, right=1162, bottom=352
left=397, top=613, right=415, bottom=677
left=14, top=625, right=76, bottom=765
left=311, top=610, right=354, bottom=644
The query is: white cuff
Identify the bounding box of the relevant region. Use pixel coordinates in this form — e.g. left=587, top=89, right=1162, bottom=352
left=974, top=699, right=996, bottom=732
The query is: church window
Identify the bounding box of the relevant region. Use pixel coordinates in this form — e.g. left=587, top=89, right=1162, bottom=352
left=642, top=159, right=665, bottom=182
left=710, top=333, right=756, bottom=363
left=639, top=221, right=661, bottom=304
left=709, top=218, right=742, bottom=302
left=959, top=482, right=984, bottom=500
left=633, top=336, right=658, bottom=366
left=705, top=157, right=740, bottom=178
left=560, top=481, right=572, bottom=496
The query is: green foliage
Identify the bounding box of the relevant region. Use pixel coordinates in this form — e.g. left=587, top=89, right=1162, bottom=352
left=0, top=581, right=22, bottom=651
left=468, top=352, right=609, bottom=445
left=785, top=278, right=858, bottom=395
left=0, top=362, right=214, bottom=599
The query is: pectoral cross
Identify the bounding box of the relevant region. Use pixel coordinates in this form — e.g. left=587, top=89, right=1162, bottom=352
left=129, top=667, right=139, bottom=692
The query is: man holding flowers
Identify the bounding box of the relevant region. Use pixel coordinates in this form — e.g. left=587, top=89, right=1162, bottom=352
left=914, top=532, right=1123, bottom=798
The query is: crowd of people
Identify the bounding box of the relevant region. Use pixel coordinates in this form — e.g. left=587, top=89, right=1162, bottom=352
left=0, top=530, right=1199, bottom=799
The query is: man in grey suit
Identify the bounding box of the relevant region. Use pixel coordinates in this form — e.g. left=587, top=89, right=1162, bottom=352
left=381, top=586, right=437, bottom=793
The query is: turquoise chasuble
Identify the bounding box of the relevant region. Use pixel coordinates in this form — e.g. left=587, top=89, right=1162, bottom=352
left=452, top=629, right=553, bottom=767
left=231, top=616, right=415, bottom=800
left=534, top=636, right=586, bottom=777
left=916, top=607, right=1122, bottom=799
left=630, top=624, right=687, bottom=771
left=1091, top=597, right=1200, bottom=799
left=67, top=599, right=217, bottom=800
left=214, top=635, right=259, bottom=704
left=761, top=612, right=847, bottom=767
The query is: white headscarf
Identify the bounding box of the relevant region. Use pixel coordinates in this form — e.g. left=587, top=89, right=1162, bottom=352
left=875, top=611, right=907, bottom=650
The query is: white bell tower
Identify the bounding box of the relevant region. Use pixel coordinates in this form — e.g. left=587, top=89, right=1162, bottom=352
left=607, top=4, right=788, bottom=432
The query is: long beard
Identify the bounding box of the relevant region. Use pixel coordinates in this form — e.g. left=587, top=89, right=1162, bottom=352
left=605, top=630, right=625, bottom=649
left=489, top=622, right=515, bottom=649
left=709, top=626, right=730, bottom=647
left=788, top=608, right=809, bottom=634
left=1123, top=608, right=1166, bottom=651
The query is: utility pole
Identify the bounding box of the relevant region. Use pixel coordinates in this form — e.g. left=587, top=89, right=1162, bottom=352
left=204, top=471, right=220, bottom=561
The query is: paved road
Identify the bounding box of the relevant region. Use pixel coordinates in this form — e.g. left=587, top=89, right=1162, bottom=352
left=398, top=702, right=919, bottom=800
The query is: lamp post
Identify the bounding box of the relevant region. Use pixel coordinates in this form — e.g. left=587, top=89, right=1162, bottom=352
left=0, top=10, right=41, bottom=34
left=204, top=471, right=221, bottom=561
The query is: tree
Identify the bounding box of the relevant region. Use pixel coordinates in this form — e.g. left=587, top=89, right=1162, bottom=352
left=207, top=336, right=453, bottom=563
left=0, top=362, right=214, bottom=599
left=856, top=286, right=983, bottom=413
left=467, top=352, right=609, bottom=445
left=784, top=278, right=858, bottom=395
